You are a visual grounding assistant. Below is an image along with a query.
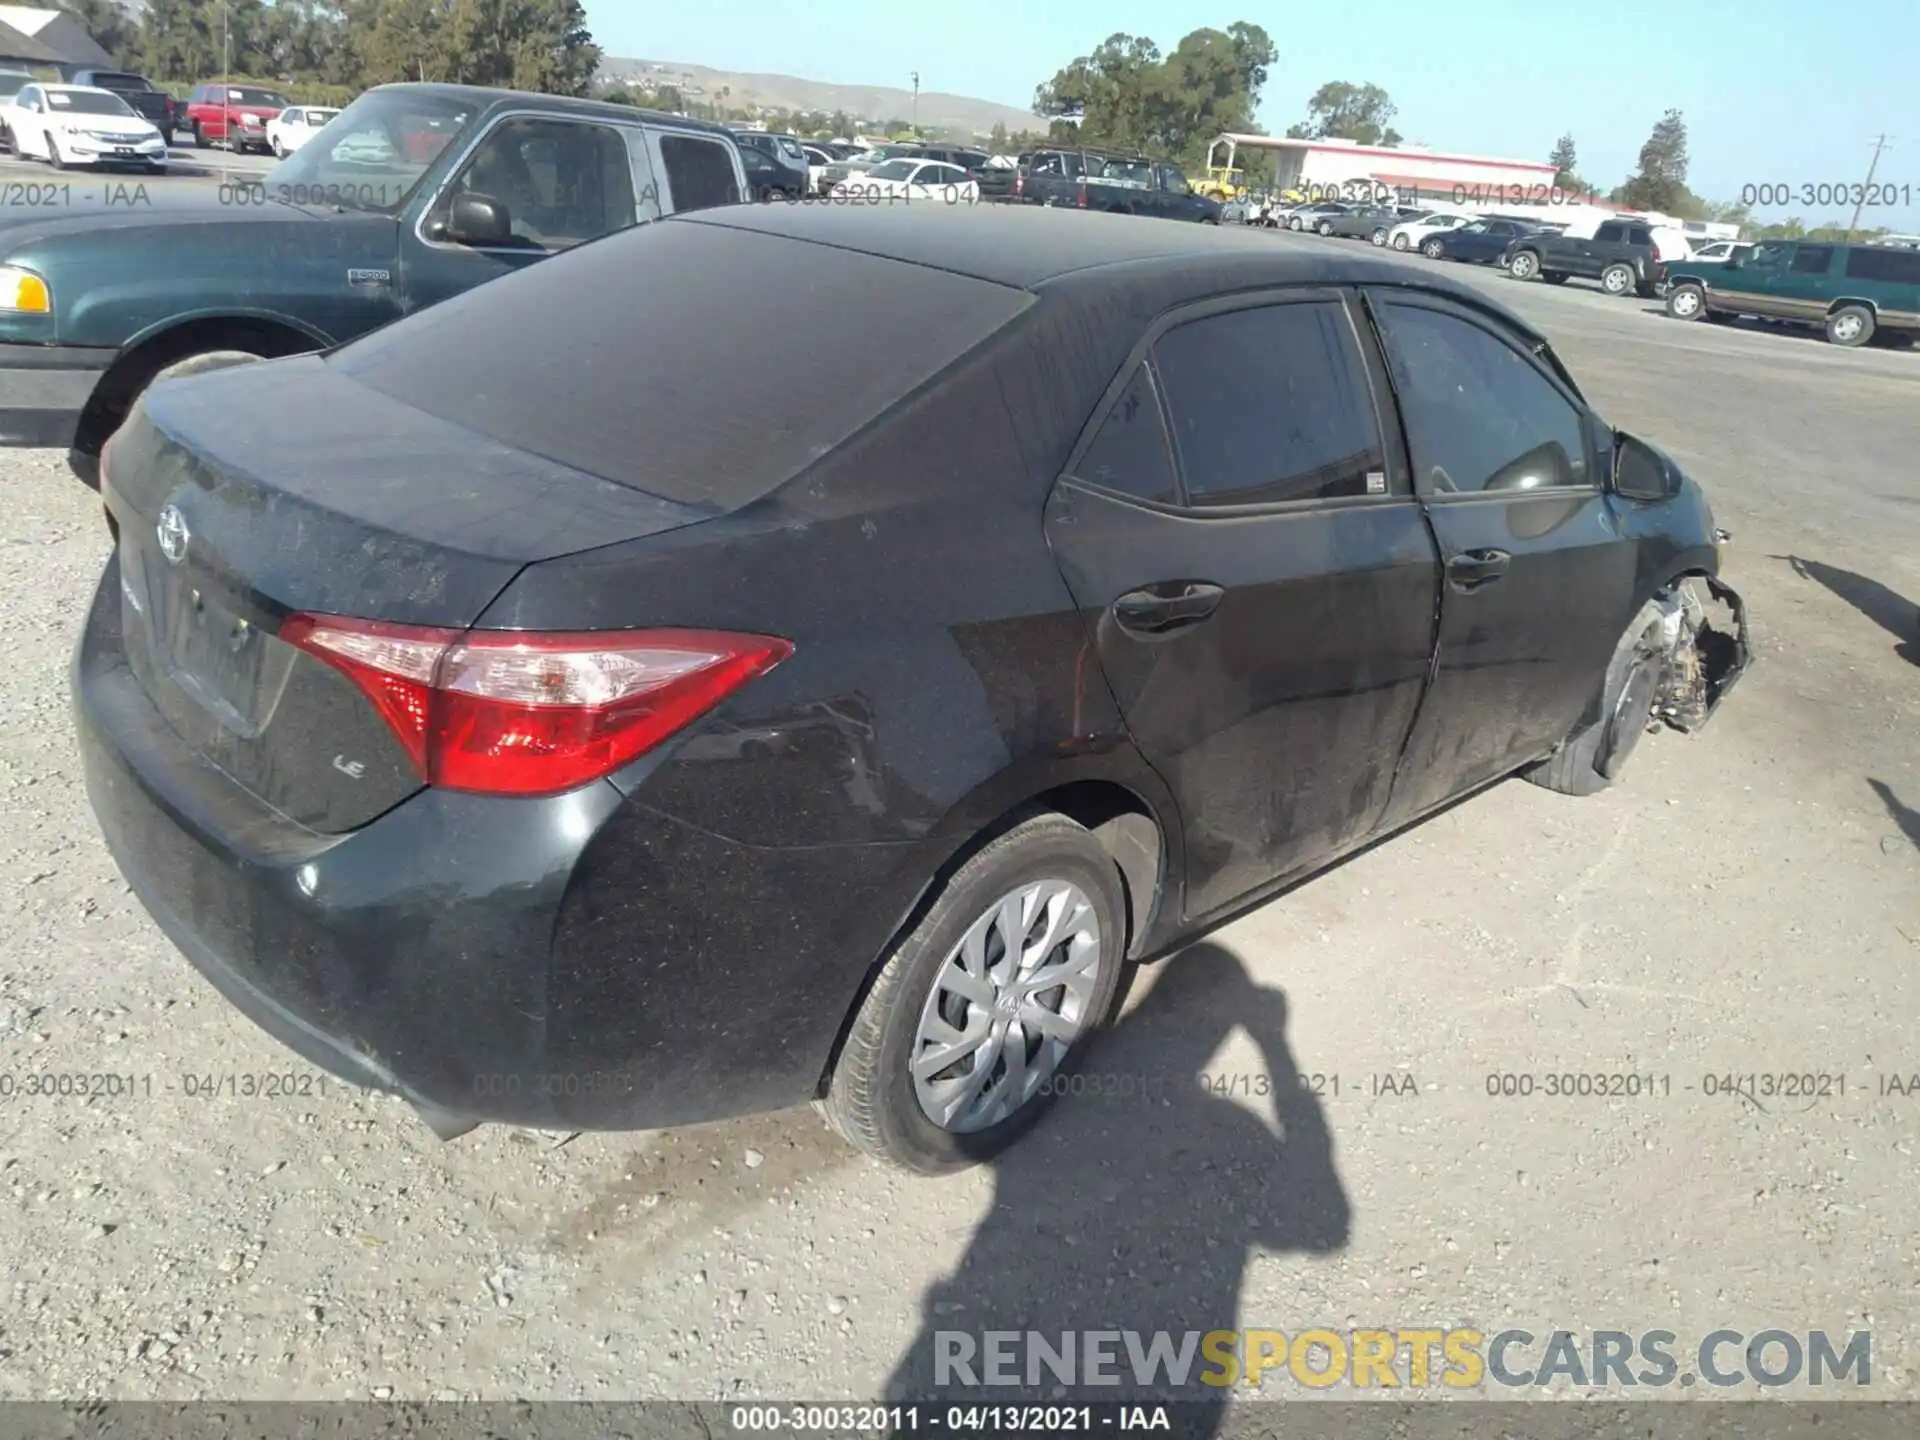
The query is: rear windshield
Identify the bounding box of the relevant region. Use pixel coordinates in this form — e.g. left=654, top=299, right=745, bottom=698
left=324, top=217, right=1035, bottom=510
left=90, top=72, right=153, bottom=90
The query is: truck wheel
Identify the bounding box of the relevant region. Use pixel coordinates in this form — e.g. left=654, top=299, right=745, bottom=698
left=1523, top=601, right=1672, bottom=797
left=1508, top=250, right=1540, bottom=279
left=1825, top=305, right=1875, bottom=347
left=1601, top=263, right=1636, bottom=295
left=819, top=812, right=1128, bottom=1175
left=1665, top=283, right=1707, bottom=320
left=192, top=121, right=206, bottom=148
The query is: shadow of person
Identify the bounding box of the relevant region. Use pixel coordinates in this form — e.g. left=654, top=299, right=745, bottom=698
left=882, top=941, right=1351, bottom=1431
left=1780, top=555, right=1920, bottom=666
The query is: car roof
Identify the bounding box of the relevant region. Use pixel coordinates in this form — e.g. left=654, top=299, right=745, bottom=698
left=358, top=82, right=736, bottom=137
left=677, top=203, right=1545, bottom=335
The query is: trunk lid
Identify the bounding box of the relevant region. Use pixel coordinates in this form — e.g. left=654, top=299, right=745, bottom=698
left=103, top=357, right=714, bottom=832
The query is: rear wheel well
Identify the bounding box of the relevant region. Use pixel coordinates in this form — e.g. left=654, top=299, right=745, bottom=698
left=73, top=317, right=323, bottom=458
left=813, top=780, right=1168, bottom=1098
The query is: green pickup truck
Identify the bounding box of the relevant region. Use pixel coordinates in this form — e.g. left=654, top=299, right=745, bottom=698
left=0, top=82, right=747, bottom=485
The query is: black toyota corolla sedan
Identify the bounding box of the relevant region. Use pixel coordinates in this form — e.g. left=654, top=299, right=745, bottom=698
left=73, top=205, right=1749, bottom=1174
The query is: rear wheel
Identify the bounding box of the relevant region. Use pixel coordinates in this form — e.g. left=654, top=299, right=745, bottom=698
left=820, top=812, right=1128, bottom=1174
left=1391, top=233, right=1410, bottom=251
left=1316, top=218, right=1333, bottom=236
left=1826, top=305, right=1875, bottom=347
left=1665, top=283, right=1707, bottom=320
left=1508, top=249, right=1540, bottom=280
left=1524, top=601, right=1672, bottom=797
left=1421, top=237, right=1445, bottom=258
left=1601, top=263, right=1636, bottom=296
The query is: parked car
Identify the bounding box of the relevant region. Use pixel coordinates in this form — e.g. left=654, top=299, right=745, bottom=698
left=0, top=69, right=27, bottom=146
left=266, top=104, right=342, bottom=158
left=1285, top=200, right=1353, bottom=232
left=0, top=83, right=748, bottom=487
left=1421, top=217, right=1543, bottom=264
left=1504, top=218, right=1683, bottom=297
left=1320, top=205, right=1406, bottom=241
left=1016, top=147, right=1219, bottom=222
left=1679, top=239, right=1751, bottom=265
left=1388, top=211, right=1469, bottom=251
left=184, top=82, right=292, bottom=152
left=73, top=205, right=1748, bottom=1174
left=832, top=156, right=978, bottom=203
left=0, top=84, right=167, bottom=172
left=56, top=68, right=175, bottom=137
left=731, top=130, right=809, bottom=199
left=973, top=155, right=1020, bottom=201
left=1663, top=238, right=1920, bottom=347
left=817, top=142, right=922, bottom=192
left=1366, top=206, right=1428, bottom=244
left=801, top=143, right=835, bottom=193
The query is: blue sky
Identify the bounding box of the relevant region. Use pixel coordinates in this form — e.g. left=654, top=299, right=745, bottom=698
left=588, top=0, right=1919, bottom=228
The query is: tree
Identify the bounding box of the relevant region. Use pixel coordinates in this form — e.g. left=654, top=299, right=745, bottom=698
left=1287, top=82, right=1401, bottom=147
left=1548, top=133, right=1582, bottom=192
left=1617, top=108, right=1689, bottom=214
left=57, top=0, right=140, bottom=67
left=989, top=120, right=1008, bottom=152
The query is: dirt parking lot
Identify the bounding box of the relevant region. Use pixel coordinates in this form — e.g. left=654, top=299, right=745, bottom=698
left=1, top=238, right=1917, bottom=1404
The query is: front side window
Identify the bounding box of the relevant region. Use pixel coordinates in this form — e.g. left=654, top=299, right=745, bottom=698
left=1154, top=302, right=1386, bottom=507
left=1747, top=242, right=1791, bottom=267
left=1374, top=301, right=1589, bottom=496
left=265, top=88, right=476, bottom=213
left=434, top=117, right=636, bottom=249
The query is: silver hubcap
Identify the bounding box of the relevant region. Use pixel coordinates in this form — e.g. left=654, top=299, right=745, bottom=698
left=1393, top=236, right=1407, bottom=249
left=1673, top=290, right=1699, bottom=316
left=1515, top=256, right=1534, bottom=277
left=1833, top=314, right=1862, bottom=340
left=911, top=879, right=1102, bottom=1133
left=1606, top=270, right=1629, bottom=292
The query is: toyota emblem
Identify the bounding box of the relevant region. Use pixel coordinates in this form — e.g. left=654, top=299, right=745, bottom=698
left=156, top=504, right=189, bottom=566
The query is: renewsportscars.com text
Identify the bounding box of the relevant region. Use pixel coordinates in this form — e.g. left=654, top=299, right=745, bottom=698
left=933, top=1328, right=1871, bottom=1390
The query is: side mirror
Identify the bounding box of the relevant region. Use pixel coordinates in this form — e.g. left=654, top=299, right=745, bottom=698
left=1611, top=431, right=1680, bottom=502
left=444, top=192, right=511, bottom=247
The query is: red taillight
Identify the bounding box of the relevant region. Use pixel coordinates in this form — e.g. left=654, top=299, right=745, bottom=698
left=281, top=615, right=793, bottom=798
left=1075, top=182, right=1088, bottom=208
left=1013, top=170, right=1024, bottom=196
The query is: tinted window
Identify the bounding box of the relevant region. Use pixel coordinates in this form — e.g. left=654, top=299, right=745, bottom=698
left=658, top=133, right=737, bottom=212
left=1073, top=365, right=1178, bottom=505
left=1153, top=303, right=1384, bottom=507
left=327, top=218, right=1036, bottom=509
left=1627, top=226, right=1652, bottom=244
left=1595, top=222, right=1624, bottom=242
left=1844, top=246, right=1920, bottom=283
left=1374, top=302, right=1589, bottom=495
left=90, top=72, right=150, bottom=90
left=1790, top=245, right=1834, bottom=274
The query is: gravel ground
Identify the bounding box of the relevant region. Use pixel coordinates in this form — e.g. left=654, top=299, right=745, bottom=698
left=1, top=252, right=1917, bottom=1404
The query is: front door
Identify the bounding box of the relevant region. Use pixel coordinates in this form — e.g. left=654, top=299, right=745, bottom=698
left=1045, top=292, right=1441, bottom=923
left=1705, top=240, right=1796, bottom=317
left=1362, top=290, right=1638, bottom=828
left=401, top=114, right=646, bottom=315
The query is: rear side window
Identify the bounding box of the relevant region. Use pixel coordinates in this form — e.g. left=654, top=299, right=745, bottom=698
left=1844, top=246, right=1920, bottom=283
left=658, top=133, right=737, bottom=212
left=1374, top=302, right=1588, bottom=495
left=1791, top=245, right=1834, bottom=274
left=1627, top=226, right=1652, bottom=245
left=326, top=217, right=1035, bottom=510
left=1072, top=366, right=1178, bottom=505
left=1595, top=223, right=1624, bottom=242
left=1153, top=302, right=1386, bottom=507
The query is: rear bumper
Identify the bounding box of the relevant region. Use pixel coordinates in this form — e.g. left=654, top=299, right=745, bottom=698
left=72, top=558, right=910, bottom=1134
left=0, top=343, right=116, bottom=449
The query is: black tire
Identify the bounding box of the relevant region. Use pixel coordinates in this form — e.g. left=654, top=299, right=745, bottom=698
left=70, top=347, right=276, bottom=491
left=1508, top=249, right=1540, bottom=280
left=46, top=133, right=68, bottom=170
left=820, top=811, right=1129, bottom=1175
left=1421, top=237, right=1445, bottom=259
left=1391, top=233, right=1410, bottom=251
left=192, top=121, right=206, bottom=149
left=1541, top=271, right=1569, bottom=284
left=1370, top=227, right=1388, bottom=246
left=1665, top=283, right=1708, bottom=321
left=1523, top=601, right=1671, bottom=797
left=1600, top=263, right=1636, bottom=297
left=271, top=136, right=285, bottom=158
left=1316, top=218, right=1333, bottom=236
left=1826, top=305, right=1875, bottom=347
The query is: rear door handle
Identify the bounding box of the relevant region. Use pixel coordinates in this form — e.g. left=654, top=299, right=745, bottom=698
left=1111, top=581, right=1224, bottom=636
left=1446, top=549, right=1511, bottom=592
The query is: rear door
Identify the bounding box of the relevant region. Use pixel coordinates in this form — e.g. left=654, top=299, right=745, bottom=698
left=1576, top=221, right=1627, bottom=277
left=402, top=113, right=643, bottom=312
left=649, top=126, right=742, bottom=212
left=1362, top=290, right=1637, bottom=827
left=1045, top=292, right=1441, bottom=922
left=1774, top=242, right=1838, bottom=323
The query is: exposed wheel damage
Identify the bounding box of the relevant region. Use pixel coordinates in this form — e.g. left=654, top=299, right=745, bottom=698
left=1651, top=569, right=1751, bottom=736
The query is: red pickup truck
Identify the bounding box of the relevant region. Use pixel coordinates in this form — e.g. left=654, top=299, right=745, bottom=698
left=184, top=82, right=292, bottom=153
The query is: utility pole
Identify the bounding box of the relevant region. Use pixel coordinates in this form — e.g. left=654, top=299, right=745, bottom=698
left=1846, top=134, right=1891, bottom=241
left=910, top=72, right=919, bottom=136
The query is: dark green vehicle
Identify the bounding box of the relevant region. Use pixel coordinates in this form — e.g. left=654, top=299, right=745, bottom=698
left=0, top=83, right=748, bottom=486
left=1663, top=238, right=1920, bottom=347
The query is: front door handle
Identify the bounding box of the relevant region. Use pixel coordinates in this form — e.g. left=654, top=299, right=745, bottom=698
left=1111, top=581, right=1224, bottom=636
left=1446, top=549, right=1511, bottom=592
